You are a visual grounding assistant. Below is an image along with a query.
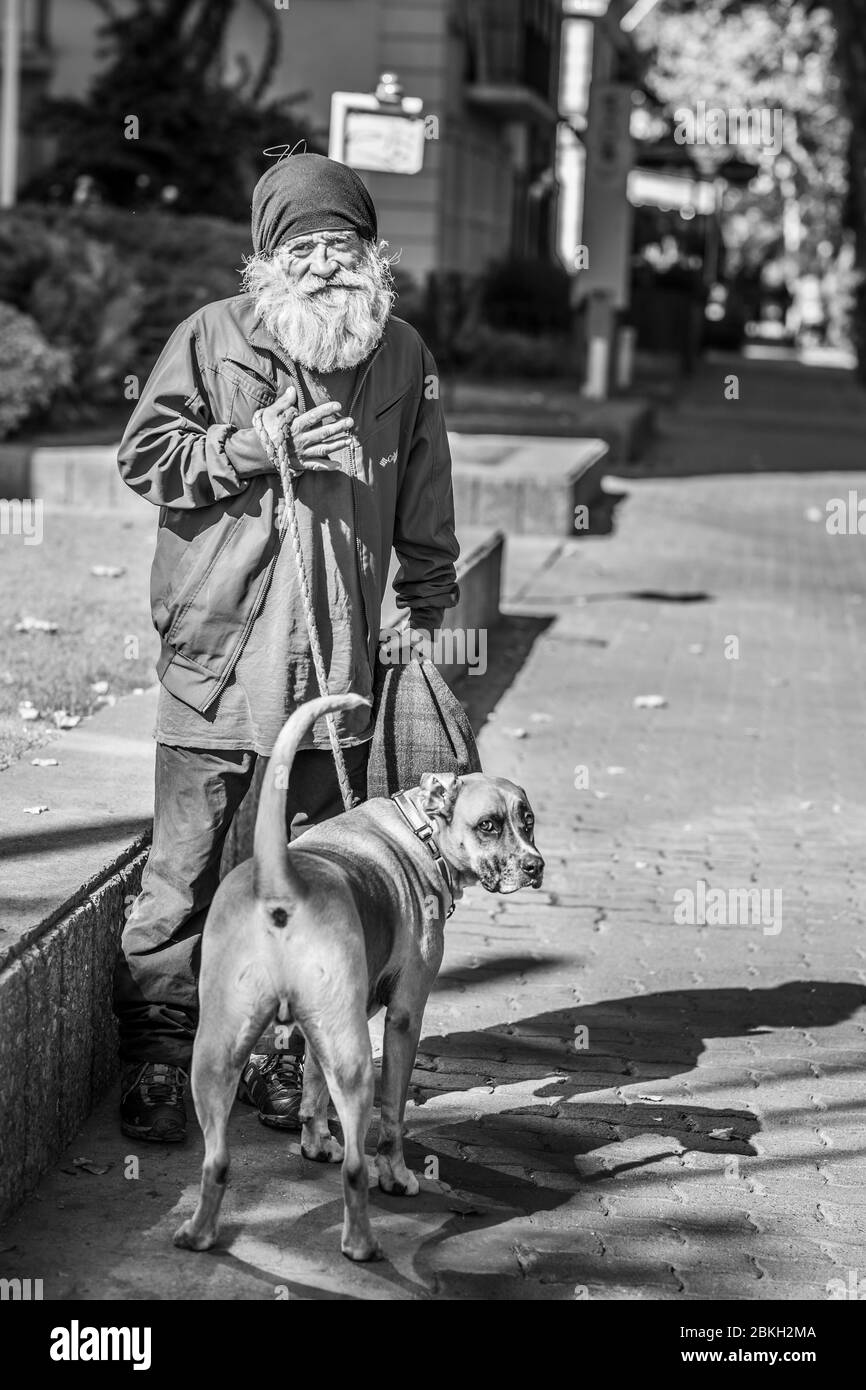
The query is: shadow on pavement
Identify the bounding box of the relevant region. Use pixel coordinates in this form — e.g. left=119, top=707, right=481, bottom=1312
left=382, top=979, right=866, bottom=1293
left=453, top=612, right=554, bottom=736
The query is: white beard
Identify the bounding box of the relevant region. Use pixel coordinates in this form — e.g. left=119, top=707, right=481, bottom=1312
left=243, top=242, right=394, bottom=372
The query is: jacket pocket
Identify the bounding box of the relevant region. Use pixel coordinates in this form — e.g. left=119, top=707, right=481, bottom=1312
left=153, top=512, right=243, bottom=643
left=365, top=380, right=412, bottom=434
left=214, top=358, right=277, bottom=414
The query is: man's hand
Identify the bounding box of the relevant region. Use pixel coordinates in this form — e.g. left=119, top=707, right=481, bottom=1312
left=260, top=386, right=355, bottom=473
left=378, top=626, right=434, bottom=665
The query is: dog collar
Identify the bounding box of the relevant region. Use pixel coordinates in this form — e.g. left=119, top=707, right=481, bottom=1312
left=391, top=791, right=455, bottom=918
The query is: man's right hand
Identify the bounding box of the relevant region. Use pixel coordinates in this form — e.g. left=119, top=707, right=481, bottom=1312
left=260, top=386, right=354, bottom=473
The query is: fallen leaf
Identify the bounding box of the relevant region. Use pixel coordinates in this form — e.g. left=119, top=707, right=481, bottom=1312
left=18, top=701, right=39, bottom=721
left=23, top=805, right=50, bottom=815
left=422, top=1178, right=488, bottom=1215
left=72, top=1157, right=111, bottom=1176
left=708, top=1127, right=735, bottom=1142
left=633, top=694, right=667, bottom=709
left=90, top=680, right=110, bottom=695
left=635, top=1093, right=664, bottom=1103
left=14, top=616, right=58, bottom=634
left=90, top=565, right=126, bottom=579
left=53, top=710, right=81, bottom=729
left=31, top=757, right=59, bottom=767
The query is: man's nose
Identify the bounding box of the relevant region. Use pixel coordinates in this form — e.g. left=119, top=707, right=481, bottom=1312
left=309, top=244, right=338, bottom=277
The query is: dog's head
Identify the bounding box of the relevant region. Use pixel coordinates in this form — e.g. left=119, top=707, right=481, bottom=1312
left=417, top=772, right=544, bottom=893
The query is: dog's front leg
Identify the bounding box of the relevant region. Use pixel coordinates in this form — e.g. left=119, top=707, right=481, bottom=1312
left=376, top=991, right=428, bottom=1196
left=299, top=1045, right=344, bottom=1164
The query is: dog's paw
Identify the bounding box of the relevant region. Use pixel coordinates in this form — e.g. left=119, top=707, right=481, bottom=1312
left=341, top=1235, right=384, bottom=1263
left=173, top=1220, right=216, bottom=1252
left=376, top=1156, right=420, bottom=1196
left=301, top=1133, right=344, bottom=1164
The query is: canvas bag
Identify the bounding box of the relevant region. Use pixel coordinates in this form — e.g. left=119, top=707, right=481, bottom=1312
left=366, top=654, right=482, bottom=800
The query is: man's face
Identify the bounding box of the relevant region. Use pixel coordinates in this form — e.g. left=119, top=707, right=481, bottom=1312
left=243, top=226, right=394, bottom=372
left=280, top=229, right=365, bottom=297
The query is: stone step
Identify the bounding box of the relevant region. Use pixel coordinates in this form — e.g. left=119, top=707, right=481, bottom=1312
left=450, top=433, right=608, bottom=536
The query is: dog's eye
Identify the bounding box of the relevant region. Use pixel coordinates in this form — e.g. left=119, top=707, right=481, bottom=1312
left=477, top=818, right=498, bottom=834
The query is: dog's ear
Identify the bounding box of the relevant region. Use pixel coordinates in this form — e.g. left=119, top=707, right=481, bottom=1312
left=418, top=772, right=460, bottom=822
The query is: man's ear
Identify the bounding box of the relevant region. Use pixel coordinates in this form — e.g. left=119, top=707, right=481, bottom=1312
left=418, top=772, right=460, bottom=822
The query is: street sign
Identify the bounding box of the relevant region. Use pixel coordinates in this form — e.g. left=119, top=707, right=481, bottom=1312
left=343, top=109, right=426, bottom=175
left=330, top=85, right=425, bottom=175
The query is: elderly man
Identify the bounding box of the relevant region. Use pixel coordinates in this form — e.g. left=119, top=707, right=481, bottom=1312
left=114, top=154, right=459, bottom=1141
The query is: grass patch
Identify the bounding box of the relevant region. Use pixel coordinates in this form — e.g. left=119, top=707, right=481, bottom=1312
left=0, top=507, right=159, bottom=770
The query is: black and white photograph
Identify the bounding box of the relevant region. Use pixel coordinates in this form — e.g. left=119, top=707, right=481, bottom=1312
left=0, top=0, right=864, bottom=1347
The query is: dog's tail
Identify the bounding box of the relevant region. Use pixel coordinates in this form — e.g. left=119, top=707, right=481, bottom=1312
left=253, top=693, right=370, bottom=909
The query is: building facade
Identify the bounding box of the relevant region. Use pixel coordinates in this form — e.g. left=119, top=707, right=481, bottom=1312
left=8, top=0, right=564, bottom=282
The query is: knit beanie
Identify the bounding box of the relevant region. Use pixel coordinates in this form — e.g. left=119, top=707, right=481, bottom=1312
left=251, top=154, right=377, bottom=255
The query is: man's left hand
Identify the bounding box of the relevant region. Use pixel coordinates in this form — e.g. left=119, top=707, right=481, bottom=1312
left=378, top=626, right=433, bottom=665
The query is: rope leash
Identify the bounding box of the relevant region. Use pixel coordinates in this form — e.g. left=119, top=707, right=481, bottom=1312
left=252, top=408, right=357, bottom=813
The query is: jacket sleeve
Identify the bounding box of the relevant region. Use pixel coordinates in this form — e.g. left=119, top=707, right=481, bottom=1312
left=392, top=344, right=460, bottom=635
left=117, top=318, right=277, bottom=510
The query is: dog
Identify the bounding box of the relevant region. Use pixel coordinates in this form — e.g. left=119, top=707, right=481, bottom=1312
left=174, top=692, right=544, bottom=1262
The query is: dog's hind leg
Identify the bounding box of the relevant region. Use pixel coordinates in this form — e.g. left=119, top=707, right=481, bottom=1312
left=300, top=1009, right=380, bottom=1263
left=174, top=997, right=273, bottom=1253
left=376, top=993, right=426, bottom=1196
left=299, top=1045, right=343, bottom=1164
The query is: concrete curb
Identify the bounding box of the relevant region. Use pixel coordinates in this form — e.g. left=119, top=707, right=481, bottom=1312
left=451, top=435, right=608, bottom=535
left=0, top=525, right=504, bottom=1223
left=0, top=851, right=148, bottom=1223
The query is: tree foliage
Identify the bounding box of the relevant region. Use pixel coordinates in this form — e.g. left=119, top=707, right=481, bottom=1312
left=635, top=0, right=848, bottom=276
left=823, top=0, right=866, bottom=378
left=23, top=0, right=320, bottom=218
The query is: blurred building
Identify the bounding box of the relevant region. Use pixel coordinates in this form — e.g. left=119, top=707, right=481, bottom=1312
left=558, top=0, right=638, bottom=307
left=9, top=0, right=565, bottom=282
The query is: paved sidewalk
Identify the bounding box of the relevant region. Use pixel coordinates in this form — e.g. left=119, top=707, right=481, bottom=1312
left=2, top=461, right=866, bottom=1299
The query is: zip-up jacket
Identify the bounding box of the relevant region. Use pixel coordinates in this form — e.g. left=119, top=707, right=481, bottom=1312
left=118, top=295, right=460, bottom=713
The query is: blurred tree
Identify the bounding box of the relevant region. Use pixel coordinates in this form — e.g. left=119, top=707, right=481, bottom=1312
left=635, top=1, right=848, bottom=282
left=22, top=0, right=320, bottom=217
left=823, top=0, right=866, bottom=379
